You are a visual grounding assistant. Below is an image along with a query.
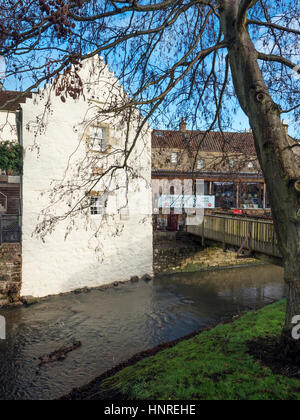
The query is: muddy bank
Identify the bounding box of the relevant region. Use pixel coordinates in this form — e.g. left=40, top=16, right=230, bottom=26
left=247, top=335, right=300, bottom=379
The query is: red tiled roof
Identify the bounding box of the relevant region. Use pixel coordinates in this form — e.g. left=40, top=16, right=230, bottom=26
left=0, top=91, right=32, bottom=112
left=152, top=130, right=257, bottom=155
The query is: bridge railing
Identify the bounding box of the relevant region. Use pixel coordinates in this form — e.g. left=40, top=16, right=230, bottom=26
left=188, top=214, right=281, bottom=258
left=0, top=214, right=21, bottom=245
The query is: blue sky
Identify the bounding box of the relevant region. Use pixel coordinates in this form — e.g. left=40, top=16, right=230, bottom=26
left=0, top=1, right=298, bottom=138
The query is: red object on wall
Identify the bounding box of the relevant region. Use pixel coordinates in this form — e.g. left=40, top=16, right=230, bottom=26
left=233, top=209, right=243, bottom=215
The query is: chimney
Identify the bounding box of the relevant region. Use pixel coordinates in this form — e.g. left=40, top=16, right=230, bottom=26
left=282, top=119, right=288, bottom=135
left=180, top=117, right=187, bottom=132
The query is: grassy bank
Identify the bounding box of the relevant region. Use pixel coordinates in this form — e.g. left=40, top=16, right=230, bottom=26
left=85, top=300, right=300, bottom=400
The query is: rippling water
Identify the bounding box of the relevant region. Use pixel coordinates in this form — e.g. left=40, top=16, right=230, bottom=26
left=0, top=264, right=284, bottom=400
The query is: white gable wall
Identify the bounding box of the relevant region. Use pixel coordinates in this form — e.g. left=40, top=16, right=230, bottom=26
left=21, top=57, right=153, bottom=298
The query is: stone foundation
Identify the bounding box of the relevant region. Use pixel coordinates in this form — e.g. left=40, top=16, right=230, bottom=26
left=153, top=232, right=203, bottom=274
left=0, top=243, right=22, bottom=306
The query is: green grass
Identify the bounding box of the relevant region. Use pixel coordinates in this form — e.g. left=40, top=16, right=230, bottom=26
left=181, top=262, right=208, bottom=272
left=96, top=300, right=300, bottom=400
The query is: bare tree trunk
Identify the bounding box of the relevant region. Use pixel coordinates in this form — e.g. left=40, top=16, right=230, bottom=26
left=221, top=0, right=300, bottom=350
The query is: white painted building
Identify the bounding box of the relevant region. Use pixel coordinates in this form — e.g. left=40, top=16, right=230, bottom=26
left=1, top=57, right=153, bottom=298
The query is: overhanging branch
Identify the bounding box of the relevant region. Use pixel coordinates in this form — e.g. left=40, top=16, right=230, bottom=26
left=257, top=51, right=299, bottom=72
left=248, top=19, right=300, bottom=36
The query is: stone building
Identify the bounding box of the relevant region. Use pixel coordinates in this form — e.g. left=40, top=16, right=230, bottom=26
left=152, top=118, right=271, bottom=230
left=0, top=56, right=153, bottom=300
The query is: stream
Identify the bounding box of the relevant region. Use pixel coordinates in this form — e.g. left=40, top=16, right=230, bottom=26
left=0, top=264, right=284, bottom=400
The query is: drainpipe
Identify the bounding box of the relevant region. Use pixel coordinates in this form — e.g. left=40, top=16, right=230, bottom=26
left=15, top=107, right=23, bottom=239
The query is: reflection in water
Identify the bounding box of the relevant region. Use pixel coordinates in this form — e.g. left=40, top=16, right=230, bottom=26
left=0, top=264, right=284, bottom=400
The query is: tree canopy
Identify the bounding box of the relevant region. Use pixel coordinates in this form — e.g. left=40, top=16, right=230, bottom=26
left=0, top=0, right=299, bottom=135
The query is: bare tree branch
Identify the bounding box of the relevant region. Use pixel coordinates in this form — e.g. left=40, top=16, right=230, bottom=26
left=257, top=51, right=299, bottom=72
left=248, top=19, right=300, bottom=36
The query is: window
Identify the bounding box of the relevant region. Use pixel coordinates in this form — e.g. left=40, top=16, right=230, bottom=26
left=90, top=126, right=108, bottom=152
left=265, top=189, right=270, bottom=209
left=212, top=182, right=235, bottom=208
left=248, top=162, right=254, bottom=169
left=90, top=195, right=107, bottom=215
left=240, top=183, right=263, bottom=209
left=171, top=152, right=178, bottom=164
left=193, top=179, right=205, bottom=195
left=197, top=159, right=205, bottom=170
left=229, top=159, right=235, bottom=168
left=204, top=181, right=210, bottom=195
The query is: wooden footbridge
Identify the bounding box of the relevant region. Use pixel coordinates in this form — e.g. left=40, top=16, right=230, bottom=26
left=187, top=214, right=283, bottom=266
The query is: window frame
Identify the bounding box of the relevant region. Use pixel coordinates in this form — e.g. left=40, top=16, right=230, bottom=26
left=197, top=159, right=205, bottom=170
left=88, top=123, right=110, bottom=153
left=229, top=159, right=235, bottom=169
left=171, top=152, right=178, bottom=164
left=89, top=192, right=108, bottom=216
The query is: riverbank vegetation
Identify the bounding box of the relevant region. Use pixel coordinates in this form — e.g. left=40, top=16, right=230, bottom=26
left=0, top=142, right=22, bottom=175
left=154, top=243, right=263, bottom=275
left=180, top=247, right=262, bottom=273
left=71, top=300, right=300, bottom=400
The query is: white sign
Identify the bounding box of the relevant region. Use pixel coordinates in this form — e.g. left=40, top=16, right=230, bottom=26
left=196, top=195, right=215, bottom=209
left=0, top=315, right=5, bottom=340
left=292, top=315, right=300, bottom=340
left=292, top=64, right=300, bottom=81
left=158, top=195, right=215, bottom=209
left=0, top=56, right=6, bottom=80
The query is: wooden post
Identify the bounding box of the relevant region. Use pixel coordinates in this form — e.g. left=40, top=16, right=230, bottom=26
left=222, top=217, right=226, bottom=252
left=236, top=183, right=240, bottom=208
left=248, top=221, right=253, bottom=253
left=202, top=218, right=205, bottom=247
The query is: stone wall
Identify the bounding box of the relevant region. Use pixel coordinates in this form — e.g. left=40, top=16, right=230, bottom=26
left=153, top=232, right=203, bottom=274
left=152, top=148, right=261, bottom=174
left=0, top=243, right=21, bottom=306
